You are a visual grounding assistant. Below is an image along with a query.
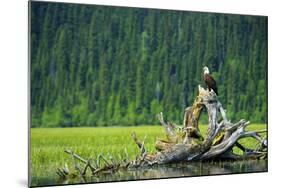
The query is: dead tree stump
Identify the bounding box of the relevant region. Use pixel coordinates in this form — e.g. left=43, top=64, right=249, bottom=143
left=57, top=85, right=267, bottom=179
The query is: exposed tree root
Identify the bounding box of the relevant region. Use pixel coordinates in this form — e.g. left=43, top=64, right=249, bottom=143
left=57, top=85, right=267, bottom=180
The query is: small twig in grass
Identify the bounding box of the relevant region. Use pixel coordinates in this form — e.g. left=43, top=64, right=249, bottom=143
left=131, top=132, right=147, bottom=155
left=64, top=150, right=87, bottom=164
left=63, top=163, right=69, bottom=175
left=255, top=129, right=267, bottom=134
left=140, top=135, right=147, bottom=158
left=72, top=153, right=82, bottom=176
left=97, top=154, right=110, bottom=167
left=82, top=159, right=96, bottom=176
left=56, top=168, right=66, bottom=179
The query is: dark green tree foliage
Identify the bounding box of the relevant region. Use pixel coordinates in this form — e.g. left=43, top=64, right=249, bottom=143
left=31, top=2, right=267, bottom=127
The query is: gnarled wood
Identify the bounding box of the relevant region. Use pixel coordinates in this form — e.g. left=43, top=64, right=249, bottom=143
left=57, top=85, right=267, bottom=179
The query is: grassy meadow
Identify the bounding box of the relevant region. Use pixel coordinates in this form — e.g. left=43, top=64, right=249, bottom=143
left=30, top=124, right=266, bottom=180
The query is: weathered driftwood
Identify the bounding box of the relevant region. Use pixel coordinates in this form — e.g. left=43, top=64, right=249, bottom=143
left=57, top=85, right=267, bottom=180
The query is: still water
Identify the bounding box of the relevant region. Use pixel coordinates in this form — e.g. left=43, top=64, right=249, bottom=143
left=31, top=160, right=267, bottom=187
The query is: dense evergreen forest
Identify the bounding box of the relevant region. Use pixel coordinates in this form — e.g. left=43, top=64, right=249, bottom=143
left=30, top=2, right=267, bottom=127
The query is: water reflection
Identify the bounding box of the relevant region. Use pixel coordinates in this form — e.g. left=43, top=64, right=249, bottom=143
left=31, top=160, right=267, bottom=187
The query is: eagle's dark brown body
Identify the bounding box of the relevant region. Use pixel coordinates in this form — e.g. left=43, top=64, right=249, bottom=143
left=204, top=73, right=218, bottom=95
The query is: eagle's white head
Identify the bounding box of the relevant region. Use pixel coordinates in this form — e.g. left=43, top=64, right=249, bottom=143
left=203, top=66, right=209, bottom=75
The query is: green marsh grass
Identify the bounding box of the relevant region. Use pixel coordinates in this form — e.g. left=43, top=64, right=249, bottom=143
left=30, top=124, right=266, bottom=179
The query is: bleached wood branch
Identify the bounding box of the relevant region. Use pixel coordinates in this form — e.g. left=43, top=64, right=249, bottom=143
left=57, top=85, right=267, bottom=179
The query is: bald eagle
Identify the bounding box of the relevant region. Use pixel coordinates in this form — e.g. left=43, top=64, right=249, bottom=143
left=203, top=66, right=218, bottom=95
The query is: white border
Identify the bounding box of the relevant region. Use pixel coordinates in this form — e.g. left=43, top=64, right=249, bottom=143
left=1, top=0, right=281, bottom=188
